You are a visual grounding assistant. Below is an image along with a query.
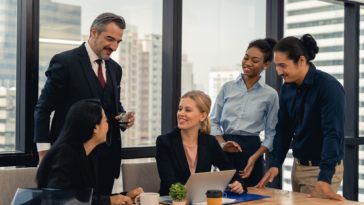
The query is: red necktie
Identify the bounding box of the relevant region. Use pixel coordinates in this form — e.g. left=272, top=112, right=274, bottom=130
left=95, top=59, right=105, bottom=89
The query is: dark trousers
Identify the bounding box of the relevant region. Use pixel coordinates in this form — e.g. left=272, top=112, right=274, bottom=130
left=223, top=134, right=264, bottom=187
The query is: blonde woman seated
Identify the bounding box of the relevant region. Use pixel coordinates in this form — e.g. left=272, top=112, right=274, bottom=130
left=156, top=90, right=245, bottom=195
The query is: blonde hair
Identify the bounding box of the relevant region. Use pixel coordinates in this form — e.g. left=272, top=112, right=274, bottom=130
left=181, top=90, right=211, bottom=134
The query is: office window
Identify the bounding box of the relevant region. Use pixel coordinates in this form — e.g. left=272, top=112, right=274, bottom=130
left=359, top=7, right=364, bottom=202
left=181, top=0, right=266, bottom=106
left=39, top=0, right=162, bottom=147
left=0, top=0, right=17, bottom=153
left=282, top=0, right=344, bottom=191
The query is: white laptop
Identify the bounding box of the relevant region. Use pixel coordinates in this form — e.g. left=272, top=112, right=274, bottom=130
left=185, top=169, right=236, bottom=204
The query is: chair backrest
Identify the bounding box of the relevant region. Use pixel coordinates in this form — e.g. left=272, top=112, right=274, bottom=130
left=0, top=167, right=38, bottom=205
left=121, top=162, right=160, bottom=192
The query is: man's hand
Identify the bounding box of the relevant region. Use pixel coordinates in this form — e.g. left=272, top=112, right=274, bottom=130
left=221, top=141, right=242, bottom=152
left=38, top=150, right=48, bottom=163
left=239, top=156, right=257, bottom=178
left=126, top=112, right=135, bottom=128
left=115, top=112, right=135, bottom=129
left=110, top=194, right=133, bottom=205
left=308, top=181, right=345, bottom=201
left=256, top=167, right=279, bottom=188
left=126, top=187, right=144, bottom=200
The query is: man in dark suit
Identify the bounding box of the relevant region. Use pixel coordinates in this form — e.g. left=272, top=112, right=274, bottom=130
left=34, top=13, right=136, bottom=200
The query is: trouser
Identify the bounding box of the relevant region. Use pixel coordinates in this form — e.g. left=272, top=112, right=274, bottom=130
left=223, top=134, right=263, bottom=187
left=291, top=158, right=344, bottom=195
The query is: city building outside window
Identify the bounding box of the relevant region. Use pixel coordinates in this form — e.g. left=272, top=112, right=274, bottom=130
left=0, top=0, right=17, bottom=153
left=181, top=0, right=266, bottom=108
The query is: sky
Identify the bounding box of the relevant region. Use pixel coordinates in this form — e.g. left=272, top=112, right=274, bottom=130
left=53, top=0, right=266, bottom=92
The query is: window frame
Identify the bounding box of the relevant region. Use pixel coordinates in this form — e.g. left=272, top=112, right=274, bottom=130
left=1, top=0, right=363, bottom=202
left=0, top=0, right=39, bottom=167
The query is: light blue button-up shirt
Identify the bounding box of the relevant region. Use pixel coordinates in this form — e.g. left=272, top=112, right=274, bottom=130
left=210, top=74, right=279, bottom=151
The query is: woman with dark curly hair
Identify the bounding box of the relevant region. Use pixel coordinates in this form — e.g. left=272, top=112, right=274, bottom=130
left=210, top=38, right=279, bottom=187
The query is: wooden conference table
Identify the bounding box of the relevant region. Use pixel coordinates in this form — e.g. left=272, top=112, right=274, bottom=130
left=232, top=187, right=364, bottom=205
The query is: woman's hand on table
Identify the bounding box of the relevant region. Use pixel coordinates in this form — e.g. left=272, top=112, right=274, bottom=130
left=228, top=181, right=245, bottom=194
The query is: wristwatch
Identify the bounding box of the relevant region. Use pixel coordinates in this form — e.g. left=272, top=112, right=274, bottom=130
left=220, top=142, right=227, bottom=149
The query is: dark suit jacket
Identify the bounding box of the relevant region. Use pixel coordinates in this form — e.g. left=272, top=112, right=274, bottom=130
left=38, top=143, right=109, bottom=205
left=34, top=43, right=124, bottom=179
left=156, top=128, right=237, bottom=195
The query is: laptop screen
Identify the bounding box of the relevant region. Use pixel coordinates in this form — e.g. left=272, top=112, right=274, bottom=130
left=185, top=169, right=236, bottom=203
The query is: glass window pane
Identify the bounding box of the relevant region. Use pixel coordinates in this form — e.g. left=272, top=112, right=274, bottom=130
left=359, top=6, right=364, bottom=202
left=39, top=0, right=162, bottom=147
left=181, top=0, right=266, bottom=105
left=0, top=0, right=17, bottom=152
left=283, top=0, right=344, bottom=191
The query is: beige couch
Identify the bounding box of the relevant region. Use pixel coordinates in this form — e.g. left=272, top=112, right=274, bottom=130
left=0, top=167, right=37, bottom=205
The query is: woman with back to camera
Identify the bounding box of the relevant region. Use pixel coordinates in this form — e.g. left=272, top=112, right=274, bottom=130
left=156, top=90, right=245, bottom=196
left=210, top=38, right=279, bottom=186
left=37, top=99, right=143, bottom=205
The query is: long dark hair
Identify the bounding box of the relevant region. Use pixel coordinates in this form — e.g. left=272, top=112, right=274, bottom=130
left=274, top=33, right=319, bottom=63
left=36, top=99, right=103, bottom=188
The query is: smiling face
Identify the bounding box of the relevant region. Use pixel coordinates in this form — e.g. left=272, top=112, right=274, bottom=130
left=89, top=22, right=123, bottom=60
left=274, top=51, right=308, bottom=85
left=242, top=47, right=268, bottom=78
left=177, top=97, right=207, bottom=132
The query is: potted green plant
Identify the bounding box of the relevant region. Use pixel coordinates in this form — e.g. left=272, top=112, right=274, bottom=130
left=169, top=182, right=187, bottom=205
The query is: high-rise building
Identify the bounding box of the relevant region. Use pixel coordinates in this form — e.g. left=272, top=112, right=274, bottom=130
left=119, top=28, right=164, bottom=146
left=0, top=0, right=82, bottom=152
left=0, top=0, right=16, bottom=81
left=119, top=28, right=196, bottom=146
left=0, top=86, right=15, bottom=151
left=39, top=0, right=82, bottom=87
left=208, top=66, right=240, bottom=106
left=144, top=34, right=162, bottom=144
left=0, top=0, right=193, bottom=153
left=119, top=25, right=144, bottom=146
left=0, top=0, right=17, bottom=151
left=181, top=54, right=195, bottom=94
